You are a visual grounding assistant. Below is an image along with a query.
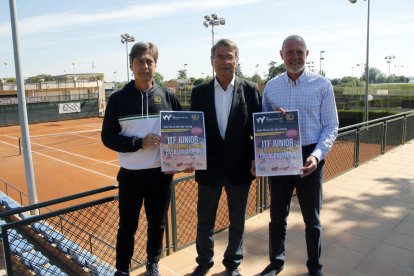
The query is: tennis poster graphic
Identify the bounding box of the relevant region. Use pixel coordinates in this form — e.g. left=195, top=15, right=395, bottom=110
left=59, top=102, right=81, bottom=114
left=160, top=111, right=207, bottom=172
left=253, top=110, right=303, bottom=176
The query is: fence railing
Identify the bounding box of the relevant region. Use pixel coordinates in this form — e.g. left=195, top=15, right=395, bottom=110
left=1, top=110, right=413, bottom=275
left=0, top=179, right=30, bottom=207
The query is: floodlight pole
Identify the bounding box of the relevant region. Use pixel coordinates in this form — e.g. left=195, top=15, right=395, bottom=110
left=121, top=33, right=135, bottom=82
left=8, top=0, right=38, bottom=211
left=394, top=64, right=403, bottom=76
left=319, top=51, right=325, bottom=75
left=365, top=0, right=370, bottom=122
left=349, top=0, right=370, bottom=122
left=4, top=61, right=8, bottom=79
left=203, top=14, right=225, bottom=77
left=385, top=55, right=395, bottom=112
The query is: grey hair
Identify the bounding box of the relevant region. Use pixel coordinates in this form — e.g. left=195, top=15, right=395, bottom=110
left=211, top=38, right=239, bottom=58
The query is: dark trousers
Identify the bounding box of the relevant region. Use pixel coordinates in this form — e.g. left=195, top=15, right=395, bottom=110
left=195, top=179, right=251, bottom=270
left=268, top=144, right=324, bottom=272
left=115, top=167, right=173, bottom=272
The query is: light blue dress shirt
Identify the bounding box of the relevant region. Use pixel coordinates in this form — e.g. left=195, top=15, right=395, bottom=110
left=262, top=70, right=339, bottom=161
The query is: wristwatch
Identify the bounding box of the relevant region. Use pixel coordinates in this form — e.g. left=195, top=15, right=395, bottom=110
left=131, top=136, right=140, bottom=148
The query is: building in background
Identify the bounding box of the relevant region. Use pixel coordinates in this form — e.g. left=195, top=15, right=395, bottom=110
left=164, top=78, right=193, bottom=105
left=0, top=73, right=106, bottom=114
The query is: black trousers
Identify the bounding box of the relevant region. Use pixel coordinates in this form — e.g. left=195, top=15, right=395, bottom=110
left=115, top=167, right=173, bottom=272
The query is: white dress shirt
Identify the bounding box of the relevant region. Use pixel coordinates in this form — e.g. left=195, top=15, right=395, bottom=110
left=214, top=77, right=235, bottom=139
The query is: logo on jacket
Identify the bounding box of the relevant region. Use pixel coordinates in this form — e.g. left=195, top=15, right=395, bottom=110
left=154, top=96, right=162, bottom=104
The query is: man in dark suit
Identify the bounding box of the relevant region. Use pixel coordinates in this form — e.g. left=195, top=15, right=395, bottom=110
left=190, top=39, right=261, bottom=276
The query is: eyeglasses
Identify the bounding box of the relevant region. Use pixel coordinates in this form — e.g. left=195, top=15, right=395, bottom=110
left=213, top=55, right=237, bottom=62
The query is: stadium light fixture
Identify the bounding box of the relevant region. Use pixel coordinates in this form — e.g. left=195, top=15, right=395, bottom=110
left=120, top=33, right=135, bottom=82
left=203, top=13, right=226, bottom=76
left=319, top=50, right=325, bottom=75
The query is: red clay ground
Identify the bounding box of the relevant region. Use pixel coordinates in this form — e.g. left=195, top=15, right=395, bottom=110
left=0, top=118, right=193, bottom=210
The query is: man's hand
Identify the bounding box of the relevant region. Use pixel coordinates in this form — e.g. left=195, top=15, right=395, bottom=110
left=275, top=107, right=287, bottom=113
left=300, top=155, right=318, bottom=178
left=182, top=167, right=195, bottom=174
left=142, top=133, right=162, bottom=149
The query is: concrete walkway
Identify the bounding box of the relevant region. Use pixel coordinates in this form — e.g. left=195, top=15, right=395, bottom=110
left=132, top=141, right=414, bottom=276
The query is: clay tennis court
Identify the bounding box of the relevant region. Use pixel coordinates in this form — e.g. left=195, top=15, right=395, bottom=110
left=0, top=118, right=122, bottom=208
left=0, top=117, right=193, bottom=209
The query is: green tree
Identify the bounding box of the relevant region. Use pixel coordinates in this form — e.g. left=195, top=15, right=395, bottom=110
left=266, top=61, right=285, bottom=83
left=340, top=76, right=359, bottom=87
left=247, top=73, right=262, bottom=84
left=205, top=75, right=213, bottom=82
left=4, top=77, right=16, bottom=83
left=177, top=70, right=187, bottom=79
left=331, top=78, right=341, bottom=86
left=26, top=74, right=54, bottom=83
left=397, top=75, right=409, bottom=83
left=362, top=67, right=386, bottom=83
left=154, top=72, right=164, bottom=86
left=95, top=73, right=104, bottom=81
left=236, top=63, right=245, bottom=78
left=193, top=78, right=205, bottom=86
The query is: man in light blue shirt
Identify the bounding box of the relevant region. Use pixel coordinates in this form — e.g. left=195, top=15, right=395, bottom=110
left=259, top=35, right=338, bottom=276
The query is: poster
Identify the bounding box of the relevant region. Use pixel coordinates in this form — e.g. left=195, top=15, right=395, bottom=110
left=160, top=111, right=207, bottom=172
left=253, top=110, right=303, bottom=176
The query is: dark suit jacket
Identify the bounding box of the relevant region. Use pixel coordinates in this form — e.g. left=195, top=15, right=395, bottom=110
left=191, top=76, right=261, bottom=185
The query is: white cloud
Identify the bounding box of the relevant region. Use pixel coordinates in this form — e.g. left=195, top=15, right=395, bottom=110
left=0, top=0, right=261, bottom=37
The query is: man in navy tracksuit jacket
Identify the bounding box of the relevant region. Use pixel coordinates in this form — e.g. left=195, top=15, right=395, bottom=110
left=101, top=42, right=181, bottom=276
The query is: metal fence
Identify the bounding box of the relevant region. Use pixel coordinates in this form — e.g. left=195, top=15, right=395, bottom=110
left=1, top=110, right=413, bottom=275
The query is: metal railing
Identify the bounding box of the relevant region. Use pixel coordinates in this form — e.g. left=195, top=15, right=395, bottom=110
left=0, top=179, right=30, bottom=207
left=1, top=186, right=118, bottom=275
left=1, top=110, right=413, bottom=275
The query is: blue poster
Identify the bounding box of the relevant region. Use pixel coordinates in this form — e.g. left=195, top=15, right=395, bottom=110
left=253, top=110, right=303, bottom=176
left=160, top=111, right=207, bottom=172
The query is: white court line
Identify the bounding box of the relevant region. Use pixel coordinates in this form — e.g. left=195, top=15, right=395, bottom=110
left=69, top=133, right=101, bottom=141
left=108, top=159, right=119, bottom=163
left=30, top=129, right=101, bottom=139
left=3, top=134, right=117, bottom=167
left=7, top=129, right=102, bottom=145
left=34, top=122, right=101, bottom=133
left=0, top=140, right=116, bottom=180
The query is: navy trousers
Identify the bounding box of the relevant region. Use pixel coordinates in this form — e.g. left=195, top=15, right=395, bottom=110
left=268, top=144, right=324, bottom=273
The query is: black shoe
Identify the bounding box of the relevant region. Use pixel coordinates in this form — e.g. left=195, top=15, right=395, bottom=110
left=225, top=267, right=242, bottom=276
left=146, top=261, right=161, bottom=276
left=191, top=264, right=211, bottom=276
left=309, top=270, right=323, bottom=276
left=114, top=271, right=129, bottom=276
left=260, top=263, right=284, bottom=276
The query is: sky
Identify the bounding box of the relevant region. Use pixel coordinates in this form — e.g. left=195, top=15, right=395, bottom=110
left=1, top=0, right=413, bottom=83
